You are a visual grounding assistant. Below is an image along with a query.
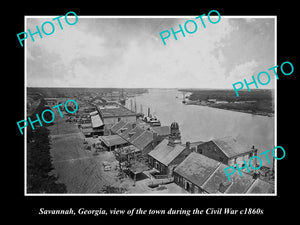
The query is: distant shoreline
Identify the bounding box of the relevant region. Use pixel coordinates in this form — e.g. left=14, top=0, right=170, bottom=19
left=180, top=89, right=274, bottom=118
left=184, top=101, right=274, bottom=117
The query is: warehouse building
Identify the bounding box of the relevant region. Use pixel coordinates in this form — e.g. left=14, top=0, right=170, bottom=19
left=173, top=152, right=274, bottom=194
left=195, top=136, right=258, bottom=167
left=97, top=103, right=137, bottom=135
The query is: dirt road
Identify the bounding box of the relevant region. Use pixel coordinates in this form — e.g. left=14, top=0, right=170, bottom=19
left=48, top=112, right=122, bottom=193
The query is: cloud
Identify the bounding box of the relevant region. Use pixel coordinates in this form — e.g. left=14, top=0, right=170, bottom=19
left=26, top=17, right=275, bottom=89
left=228, top=60, right=259, bottom=80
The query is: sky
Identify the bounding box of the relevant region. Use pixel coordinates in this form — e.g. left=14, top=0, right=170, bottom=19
left=26, top=16, right=275, bottom=89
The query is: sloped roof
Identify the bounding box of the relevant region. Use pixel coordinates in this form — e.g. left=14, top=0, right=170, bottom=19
left=132, top=130, right=154, bottom=150
left=127, top=127, right=145, bottom=142
left=116, top=122, right=135, bottom=137
left=99, top=135, right=128, bottom=147
left=211, top=136, right=254, bottom=159
left=152, top=126, right=170, bottom=136
left=91, top=114, right=103, bottom=128
left=201, top=163, right=255, bottom=194
left=246, top=179, right=274, bottom=194
left=148, top=139, right=186, bottom=166
left=175, top=153, right=258, bottom=194
left=110, top=120, right=127, bottom=133
left=174, top=152, right=221, bottom=187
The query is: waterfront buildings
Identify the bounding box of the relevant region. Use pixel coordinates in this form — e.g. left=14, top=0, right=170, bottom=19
left=195, top=137, right=258, bottom=167
left=97, top=102, right=137, bottom=135
left=173, top=152, right=274, bottom=194
left=148, top=122, right=191, bottom=177
left=110, top=120, right=170, bottom=155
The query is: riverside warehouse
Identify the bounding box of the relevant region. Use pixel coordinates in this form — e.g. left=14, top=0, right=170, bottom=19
left=17, top=99, right=78, bottom=135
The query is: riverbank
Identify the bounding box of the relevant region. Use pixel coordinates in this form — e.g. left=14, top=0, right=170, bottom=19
left=181, top=89, right=274, bottom=117
left=185, top=101, right=274, bottom=117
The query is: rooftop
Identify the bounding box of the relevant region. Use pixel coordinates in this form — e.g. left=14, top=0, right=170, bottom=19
left=97, top=103, right=136, bottom=118
left=99, top=135, right=128, bottom=147
left=148, top=139, right=186, bottom=166
left=110, top=120, right=170, bottom=151
left=110, top=120, right=127, bottom=133
left=132, top=130, right=154, bottom=151
left=246, top=178, right=274, bottom=193
left=91, top=114, right=104, bottom=128
left=174, top=152, right=221, bottom=187
left=151, top=126, right=170, bottom=136
left=209, top=136, right=255, bottom=159
left=174, top=152, right=274, bottom=194
left=201, top=163, right=254, bottom=194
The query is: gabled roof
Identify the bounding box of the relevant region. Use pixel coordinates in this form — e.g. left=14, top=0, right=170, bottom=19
left=110, top=120, right=127, bottom=133
left=174, top=152, right=221, bottom=187
left=132, top=130, right=154, bottom=150
left=174, top=152, right=273, bottom=194
left=99, top=135, right=128, bottom=147
left=211, top=136, right=254, bottom=159
left=127, top=127, right=145, bottom=142
left=148, top=139, right=186, bottom=166
left=201, top=163, right=255, bottom=194
left=116, top=122, right=135, bottom=137
left=246, top=179, right=274, bottom=194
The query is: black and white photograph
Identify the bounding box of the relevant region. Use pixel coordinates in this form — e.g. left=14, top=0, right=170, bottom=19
left=12, top=3, right=300, bottom=222
left=24, top=15, right=276, bottom=195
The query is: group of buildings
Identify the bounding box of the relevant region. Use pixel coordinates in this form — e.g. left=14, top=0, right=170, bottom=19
left=75, top=99, right=274, bottom=194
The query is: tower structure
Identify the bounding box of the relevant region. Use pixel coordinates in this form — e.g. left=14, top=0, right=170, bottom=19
left=168, top=122, right=181, bottom=147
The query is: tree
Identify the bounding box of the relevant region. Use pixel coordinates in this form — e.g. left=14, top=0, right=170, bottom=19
left=27, top=98, right=67, bottom=193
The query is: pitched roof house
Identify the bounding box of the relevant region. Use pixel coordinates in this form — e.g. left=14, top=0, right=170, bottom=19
left=109, top=120, right=170, bottom=155
left=173, top=152, right=274, bottom=194
left=196, top=136, right=258, bottom=167
left=147, top=122, right=191, bottom=177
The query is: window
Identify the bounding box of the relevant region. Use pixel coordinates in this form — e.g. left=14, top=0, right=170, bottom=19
left=118, top=117, right=121, bottom=122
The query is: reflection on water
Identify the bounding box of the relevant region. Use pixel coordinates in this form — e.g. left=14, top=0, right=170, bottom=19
left=126, top=89, right=275, bottom=166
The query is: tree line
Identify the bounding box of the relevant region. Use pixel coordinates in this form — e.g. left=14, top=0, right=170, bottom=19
left=27, top=98, right=67, bottom=193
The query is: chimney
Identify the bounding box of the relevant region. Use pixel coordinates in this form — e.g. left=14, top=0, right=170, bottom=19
left=120, top=128, right=127, bottom=133
left=253, top=170, right=260, bottom=179
left=128, top=132, right=135, bottom=138
left=186, top=141, right=190, bottom=149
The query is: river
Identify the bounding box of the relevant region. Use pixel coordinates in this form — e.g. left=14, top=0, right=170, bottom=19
left=126, top=88, right=275, bottom=167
